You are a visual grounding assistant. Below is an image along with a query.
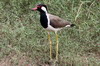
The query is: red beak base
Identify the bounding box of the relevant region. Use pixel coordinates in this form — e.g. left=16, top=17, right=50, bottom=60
left=32, top=7, right=37, bottom=11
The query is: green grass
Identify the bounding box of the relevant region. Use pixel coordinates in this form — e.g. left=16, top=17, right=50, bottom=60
left=0, top=0, right=100, bottom=66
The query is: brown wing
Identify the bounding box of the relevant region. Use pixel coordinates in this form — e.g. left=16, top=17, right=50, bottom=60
left=49, top=14, right=71, bottom=28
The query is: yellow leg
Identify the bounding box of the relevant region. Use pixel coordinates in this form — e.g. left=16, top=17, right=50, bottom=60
left=55, top=32, right=58, bottom=61
left=48, top=32, right=52, bottom=60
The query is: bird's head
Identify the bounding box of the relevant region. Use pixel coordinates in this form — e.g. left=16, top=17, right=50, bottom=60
left=31, top=4, right=47, bottom=13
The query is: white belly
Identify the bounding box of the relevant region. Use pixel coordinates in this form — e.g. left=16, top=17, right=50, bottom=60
left=46, top=25, right=62, bottom=32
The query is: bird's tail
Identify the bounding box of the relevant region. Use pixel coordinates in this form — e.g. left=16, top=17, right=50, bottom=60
left=66, top=24, right=75, bottom=27
left=70, top=24, right=75, bottom=27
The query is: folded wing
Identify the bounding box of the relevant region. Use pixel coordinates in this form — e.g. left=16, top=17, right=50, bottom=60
left=49, top=14, right=71, bottom=28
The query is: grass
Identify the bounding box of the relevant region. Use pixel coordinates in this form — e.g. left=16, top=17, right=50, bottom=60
left=0, top=0, right=100, bottom=66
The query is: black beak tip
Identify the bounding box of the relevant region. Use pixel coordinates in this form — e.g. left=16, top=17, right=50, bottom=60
left=30, top=8, right=33, bottom=11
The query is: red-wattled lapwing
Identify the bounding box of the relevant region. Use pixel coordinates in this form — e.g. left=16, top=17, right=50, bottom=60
left=31, top=4, right=75, bottom=61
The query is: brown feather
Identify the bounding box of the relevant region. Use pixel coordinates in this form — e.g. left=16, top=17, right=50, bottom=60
left=49, top=14, right=71, bottom=28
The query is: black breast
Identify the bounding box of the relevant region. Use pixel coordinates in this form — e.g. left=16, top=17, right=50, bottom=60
left=40, top=13, right=48, bottom=28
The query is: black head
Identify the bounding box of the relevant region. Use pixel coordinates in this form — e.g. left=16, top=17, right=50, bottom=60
left=31, top=4, right=47, bottom=12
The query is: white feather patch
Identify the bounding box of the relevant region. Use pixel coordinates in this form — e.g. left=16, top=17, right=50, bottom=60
left=65, top=25, right=71, bottom=27
left=41, top=7, right=47, bottom=12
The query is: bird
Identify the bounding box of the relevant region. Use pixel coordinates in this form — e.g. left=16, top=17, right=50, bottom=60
left=31, top=4, right=75, bottom=61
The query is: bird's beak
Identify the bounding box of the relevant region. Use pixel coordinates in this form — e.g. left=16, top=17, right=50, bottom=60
left=31, top=7, right=37, bottom=11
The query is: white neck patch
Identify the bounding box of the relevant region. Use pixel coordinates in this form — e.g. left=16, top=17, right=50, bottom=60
left=41, top=7, right=47, bottom=12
